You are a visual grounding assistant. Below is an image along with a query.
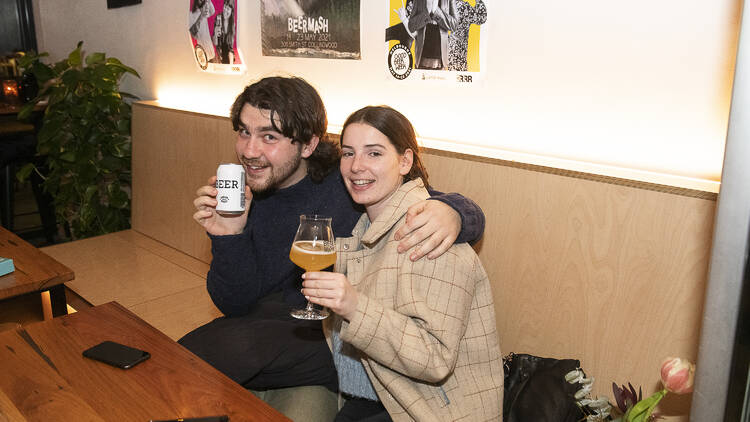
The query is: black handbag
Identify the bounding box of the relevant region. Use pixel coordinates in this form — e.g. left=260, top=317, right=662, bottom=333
left=503, top=353, right=586, bottom=422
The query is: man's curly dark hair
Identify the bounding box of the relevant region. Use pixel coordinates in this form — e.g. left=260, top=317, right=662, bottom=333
left=229, top=76, right=340, bottom=183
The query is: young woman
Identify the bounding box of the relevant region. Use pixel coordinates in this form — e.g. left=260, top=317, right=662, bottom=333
left=189, top=0, right=217, bottom=63
left=212, top=0, right=235, bottom=64
left=302, top=106, right=503, bottom=421
left=408, top=0, right=457, bottom=69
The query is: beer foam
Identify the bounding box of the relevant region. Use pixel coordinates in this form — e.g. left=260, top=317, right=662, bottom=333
left=292, top=241, right=334, bottom=254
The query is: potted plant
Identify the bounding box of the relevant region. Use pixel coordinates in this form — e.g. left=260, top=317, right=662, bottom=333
left=17, top=41, right=140, bottom=239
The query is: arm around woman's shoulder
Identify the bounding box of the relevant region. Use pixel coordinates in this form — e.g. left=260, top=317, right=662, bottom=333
left=427, top=189, right=486, bottom=244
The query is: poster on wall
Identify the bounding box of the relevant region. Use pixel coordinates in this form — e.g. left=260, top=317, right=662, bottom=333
left=261, top=0, right=361, bottom=60
left=386, top=0, right=487, bottom=84
left=188, top=0, right=246, bottom=74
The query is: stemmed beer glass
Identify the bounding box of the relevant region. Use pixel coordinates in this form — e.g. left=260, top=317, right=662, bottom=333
left=289, top=215, right=336, bottom=320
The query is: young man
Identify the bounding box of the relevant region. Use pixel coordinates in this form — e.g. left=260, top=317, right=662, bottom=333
left=180, top=76, right=485, bottom=416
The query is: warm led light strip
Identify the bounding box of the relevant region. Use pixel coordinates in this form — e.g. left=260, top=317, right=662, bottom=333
left=147, top=102, right=720, bottom=198
left=328, top=124, right=720, bottom=198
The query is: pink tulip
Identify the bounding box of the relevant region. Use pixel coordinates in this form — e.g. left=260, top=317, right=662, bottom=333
left=660, top=357, right=695, bottom=394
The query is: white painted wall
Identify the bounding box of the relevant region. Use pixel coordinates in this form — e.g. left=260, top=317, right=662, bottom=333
left=32, top=0, right=740, bottom=184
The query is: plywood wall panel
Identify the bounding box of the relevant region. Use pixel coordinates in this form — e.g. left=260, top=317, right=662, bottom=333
left=422, top=152, right=715, bottom=417
left=132, top=103, right=236, bottom=263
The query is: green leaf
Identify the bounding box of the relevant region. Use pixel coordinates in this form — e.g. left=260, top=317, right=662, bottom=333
left=92, top=77, right=114, bottom=91
left=60, top=151, right=76, bottom=162
left=108, top=183, right=130, bottom=209
left=31, top=61, right=55, bottom=84
left=51, top=61, right=68, bottom=75
left=84, top=185, right=98, bottom=202
left=48, top=88, right=68, bottom=106
left=15, top=163, right=36, bottom=183
left=116, top=118, right=131, bottom=133
left=626, top=390, right=667, bottom=422
left=85, top=52, right=106, bottom=65
left=61, top=68, right=81, bottom=87
left=100, top=156, right=124, bottom=172
left=16, top=102, right=37, bottom=120
left=17, top=52, right=41, bottom=68
left=106, top=58, right=141, bottom=78
left=68, top=45, right=83, bottom=67
left=78, top=162, right=98, bottom=180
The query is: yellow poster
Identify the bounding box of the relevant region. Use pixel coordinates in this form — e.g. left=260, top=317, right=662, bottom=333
left=386, top=0, right=487, bottom=83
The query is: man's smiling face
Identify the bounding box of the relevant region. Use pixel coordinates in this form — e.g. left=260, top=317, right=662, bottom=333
left=234, top=104, right=314, bottom=193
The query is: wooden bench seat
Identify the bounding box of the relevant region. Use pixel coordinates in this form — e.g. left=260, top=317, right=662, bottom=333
left=41, top=230, right=221, bottom=340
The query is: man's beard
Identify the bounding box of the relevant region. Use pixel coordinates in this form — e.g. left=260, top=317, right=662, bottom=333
left=242, top=152, right=303, bottom=194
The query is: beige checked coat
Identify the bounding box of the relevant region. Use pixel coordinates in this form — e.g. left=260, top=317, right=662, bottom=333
left=329, top=178, right=504, bottom=421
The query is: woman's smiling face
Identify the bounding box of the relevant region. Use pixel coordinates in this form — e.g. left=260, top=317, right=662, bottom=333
left=340, top=122, right=413, bottom=220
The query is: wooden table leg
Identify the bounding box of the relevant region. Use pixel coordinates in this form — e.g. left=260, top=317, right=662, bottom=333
left=0, top=163, right=13, bottom=229
left=48, top=284, right=68, bottom=317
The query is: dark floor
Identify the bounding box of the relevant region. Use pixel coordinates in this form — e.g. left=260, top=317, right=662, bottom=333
left=10, top=179, right=70, bottom=248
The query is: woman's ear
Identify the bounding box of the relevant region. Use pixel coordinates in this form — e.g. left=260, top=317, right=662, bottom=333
left=301, top=135, right=320, bottom=158
left=399, top=149, right=414, bottom=176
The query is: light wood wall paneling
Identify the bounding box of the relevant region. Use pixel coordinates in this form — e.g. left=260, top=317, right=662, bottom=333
left=132, top=102, right=236, bottom=263
left=422, top=151, right=715, bottom=420
left=132, top=102, right=716, bottom=420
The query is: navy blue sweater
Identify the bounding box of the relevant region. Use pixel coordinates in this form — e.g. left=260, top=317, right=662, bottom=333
left=206, top=169, right=485, bottom=317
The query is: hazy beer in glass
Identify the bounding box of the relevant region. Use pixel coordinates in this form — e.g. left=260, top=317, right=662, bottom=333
left=289, top=215, right=335, bottom=320
left=289, top=241, right=337, bottom=271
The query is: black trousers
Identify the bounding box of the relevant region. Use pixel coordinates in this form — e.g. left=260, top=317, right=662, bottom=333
left=178, top=295, right=338, bottom=392
left=335, top=397, right=392, bottom=422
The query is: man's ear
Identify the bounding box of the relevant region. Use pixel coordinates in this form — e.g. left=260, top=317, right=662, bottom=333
left=399, top=149, right=414, bottom=176
left=301, top=135, right=319, bottom=158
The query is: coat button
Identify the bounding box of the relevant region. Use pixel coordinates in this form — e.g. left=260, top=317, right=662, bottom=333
left=343, top=244, right=349, bottom=250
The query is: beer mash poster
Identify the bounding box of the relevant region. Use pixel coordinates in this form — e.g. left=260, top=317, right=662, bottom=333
left=386, top=0, right=487, bottom=84
left=189, top=0, right=246, bottom=74
left=261, top=0, right=361, bottom=60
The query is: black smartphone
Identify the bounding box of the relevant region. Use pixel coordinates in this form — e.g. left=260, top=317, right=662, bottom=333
left=82, top=340, right=150, bottom=369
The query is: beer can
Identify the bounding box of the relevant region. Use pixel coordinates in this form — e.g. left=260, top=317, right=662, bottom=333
left=215, top=163, right=245, bottom=214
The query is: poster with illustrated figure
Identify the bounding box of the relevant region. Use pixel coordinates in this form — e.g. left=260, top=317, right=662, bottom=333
left=386, top=0, right=487, bottom=84
left=189, top=0, right=246, bottom=74
left=261, top=0, right=361, bottom=59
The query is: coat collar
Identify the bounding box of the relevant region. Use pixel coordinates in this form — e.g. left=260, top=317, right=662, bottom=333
left=358, top=178, right=429, bottom=246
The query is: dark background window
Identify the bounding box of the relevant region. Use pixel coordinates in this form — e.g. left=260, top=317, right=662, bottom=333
left=0, top=0, right=37, bottom=56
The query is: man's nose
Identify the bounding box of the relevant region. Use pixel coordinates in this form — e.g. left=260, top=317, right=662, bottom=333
left=240, top=137, right=262, bottom=158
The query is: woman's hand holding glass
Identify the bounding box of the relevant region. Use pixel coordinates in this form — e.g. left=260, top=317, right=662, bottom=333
left=301, top=271, right=359, bottom=322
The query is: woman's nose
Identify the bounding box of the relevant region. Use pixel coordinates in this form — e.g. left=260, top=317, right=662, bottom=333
left=350, top=154, right=365, bottom=172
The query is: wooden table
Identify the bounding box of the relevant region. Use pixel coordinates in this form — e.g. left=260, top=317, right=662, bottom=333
left=0, top=226, right=73, bottom=317
left=0, top=301, right=290, bottom=421
left=0, top=101, right=45, bottom=116
left=0, top=119, right=34, bottom=135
